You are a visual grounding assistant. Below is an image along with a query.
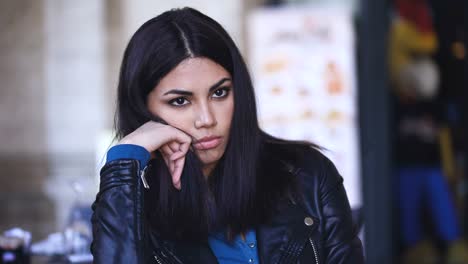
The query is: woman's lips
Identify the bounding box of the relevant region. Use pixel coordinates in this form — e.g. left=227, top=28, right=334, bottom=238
left=193, top=137, right=222, bottom=150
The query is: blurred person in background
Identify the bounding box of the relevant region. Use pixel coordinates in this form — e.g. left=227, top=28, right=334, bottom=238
left=90, top=7, right=364, bottom=264
left=389, top=0, right=468, bottom=263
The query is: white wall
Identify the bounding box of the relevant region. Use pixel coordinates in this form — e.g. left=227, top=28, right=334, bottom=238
left=120, top=0, right=245, bottom=51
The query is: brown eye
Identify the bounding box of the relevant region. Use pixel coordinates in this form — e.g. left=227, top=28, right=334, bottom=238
left=213, top=87, right=230, bottom=98
left=169, top=97, right=189, bottom=107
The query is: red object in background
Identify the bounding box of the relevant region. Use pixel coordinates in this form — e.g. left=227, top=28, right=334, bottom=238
left=395, top=0, right=433, bottom=33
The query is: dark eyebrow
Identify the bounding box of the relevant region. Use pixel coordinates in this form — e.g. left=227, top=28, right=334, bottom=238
left=163, top=77, right=231, bottom=96
left=208, top=77, right=231, bottom=92
left=163, top=89, right=193, bottom=96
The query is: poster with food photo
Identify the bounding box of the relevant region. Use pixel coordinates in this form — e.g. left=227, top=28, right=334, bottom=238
left=248, top=5, right=361, bottom=208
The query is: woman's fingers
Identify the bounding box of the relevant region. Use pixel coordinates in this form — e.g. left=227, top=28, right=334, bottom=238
left=169, top=129, right=192, bottom=149
left=172, top=156, right=185, bottom=190
left=168, top=141, right=189, bottom=190
left=180, top=141, right=190, bottom=155
left=169, top=140, right=190, bottom=161
left=170, top=151, right=185, bottom=161
left=161, top=141, right=189, bottom=190
left=168, top=141, right=179, bottom=153
left=161, top=144, right=175, bottom=175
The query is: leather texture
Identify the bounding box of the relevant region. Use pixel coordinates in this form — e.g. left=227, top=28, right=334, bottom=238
left=91, top=149, right=364, bottom=264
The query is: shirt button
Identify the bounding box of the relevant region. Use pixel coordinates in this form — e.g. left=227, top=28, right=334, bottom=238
left=248, top=258, right=254, bottom=263
left=248, top=242, right=255, bottom=248
left=304, top=217, right=314, bottom=226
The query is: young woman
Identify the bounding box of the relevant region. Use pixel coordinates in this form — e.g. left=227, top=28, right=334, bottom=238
left=91, top=7, right=364, bottom=264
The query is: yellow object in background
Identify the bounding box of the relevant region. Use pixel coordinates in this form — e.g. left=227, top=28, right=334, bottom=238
left=439, top=126, right=456, bottom=183
left=389, top=19, right=437, bottom=84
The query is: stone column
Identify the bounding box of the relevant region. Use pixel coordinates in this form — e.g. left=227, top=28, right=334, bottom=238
left=43, top=0, right=105, bottom=232
left=0, top=0, right=54, bottom=239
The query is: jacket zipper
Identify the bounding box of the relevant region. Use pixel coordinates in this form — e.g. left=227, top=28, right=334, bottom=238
left=154, top=255, right=165, bottom=264
left=140, top=165, right=150, bottom=189
left=309, top=238, right=319, bottom=264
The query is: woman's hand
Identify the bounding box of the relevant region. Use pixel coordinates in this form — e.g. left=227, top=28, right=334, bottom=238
left=118, top=121, right=192, bottom=190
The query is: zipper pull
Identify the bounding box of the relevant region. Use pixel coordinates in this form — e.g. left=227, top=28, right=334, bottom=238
left=140, top=165, right=150, bottom=189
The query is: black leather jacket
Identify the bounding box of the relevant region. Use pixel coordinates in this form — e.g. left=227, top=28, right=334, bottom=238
left=91, top=150, right=364, bottom=263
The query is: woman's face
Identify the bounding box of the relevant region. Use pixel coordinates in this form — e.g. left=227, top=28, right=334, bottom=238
left=147, top=57, right=234, bottom=176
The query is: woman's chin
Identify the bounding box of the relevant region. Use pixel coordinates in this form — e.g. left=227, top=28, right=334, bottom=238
left=199, top=157, right=220, bottom=168
left=196, top=149, right=223, bottom=164
left=198, top=156, right=222, bottom=175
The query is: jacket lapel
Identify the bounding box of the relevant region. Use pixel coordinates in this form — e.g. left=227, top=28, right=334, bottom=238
left=256, top=198, right=318, bottom=264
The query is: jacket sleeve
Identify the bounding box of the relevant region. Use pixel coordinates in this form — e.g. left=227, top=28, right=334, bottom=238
left=319, top=156, right=365, bottom=263
left=90, top=159, right=148, bottom=264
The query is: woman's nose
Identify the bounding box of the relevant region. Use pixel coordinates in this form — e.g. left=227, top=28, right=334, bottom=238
left=194, top=103, right=217, bottom=129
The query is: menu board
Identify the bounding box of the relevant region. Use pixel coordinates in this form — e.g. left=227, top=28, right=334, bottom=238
left=248, top=5, right=361, bottom=208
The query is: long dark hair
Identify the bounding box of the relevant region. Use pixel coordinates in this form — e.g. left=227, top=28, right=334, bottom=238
left=115, top=7, right=317, bottom=241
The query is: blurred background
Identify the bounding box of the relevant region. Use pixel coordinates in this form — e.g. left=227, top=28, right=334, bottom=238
left=0, top=0, right=466, bottom=263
